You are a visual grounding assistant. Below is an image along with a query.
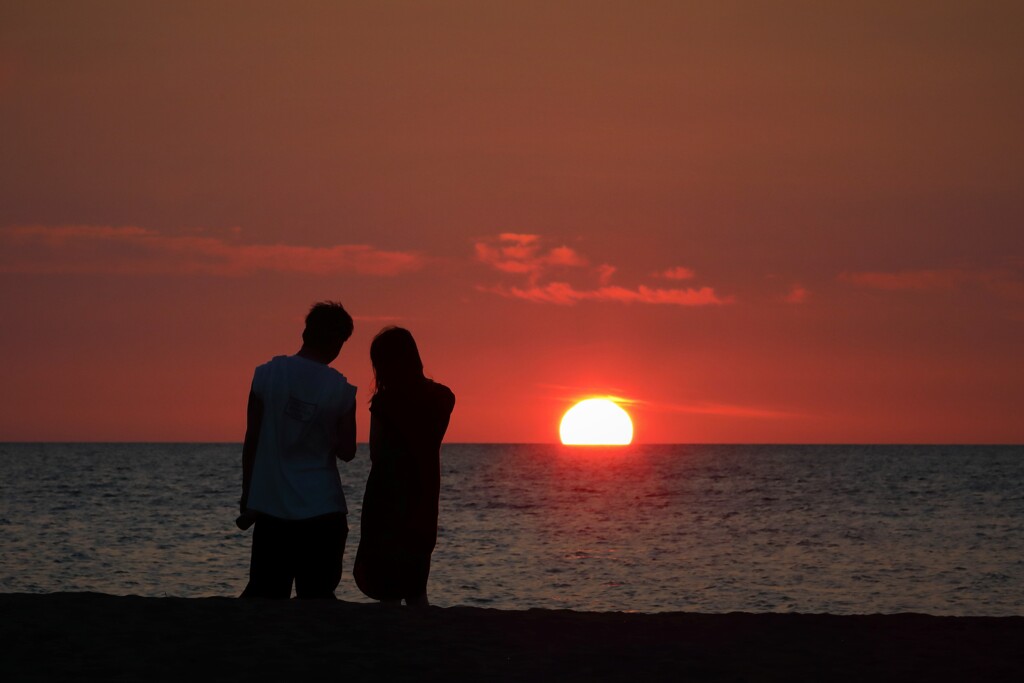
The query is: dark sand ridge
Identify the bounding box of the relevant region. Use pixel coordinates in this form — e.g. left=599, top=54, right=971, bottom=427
left=2, top=593, right=1022, bottom=681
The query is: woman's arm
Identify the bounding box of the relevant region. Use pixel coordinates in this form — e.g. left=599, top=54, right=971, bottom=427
left=368, top=405, right=386, bottom=463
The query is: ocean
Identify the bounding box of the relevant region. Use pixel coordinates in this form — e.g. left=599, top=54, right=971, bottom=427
left=1, top=443, right=1021, bottom=616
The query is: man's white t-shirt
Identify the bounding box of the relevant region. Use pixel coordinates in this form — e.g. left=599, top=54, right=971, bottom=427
left=247, top=355, right=357, bottom=520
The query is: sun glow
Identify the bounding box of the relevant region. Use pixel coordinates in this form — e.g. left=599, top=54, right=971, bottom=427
left=559, top=398, right=634, bottom=446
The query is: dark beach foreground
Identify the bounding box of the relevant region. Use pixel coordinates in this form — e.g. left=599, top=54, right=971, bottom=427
left=2, top=593, right=1022, bottom=682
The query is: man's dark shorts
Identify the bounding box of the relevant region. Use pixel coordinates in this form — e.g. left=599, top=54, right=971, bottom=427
left=241, top=511, right=348, bottom=599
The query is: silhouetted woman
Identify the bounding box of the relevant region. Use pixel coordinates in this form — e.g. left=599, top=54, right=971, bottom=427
left=354, top=327, right=455, bottom=606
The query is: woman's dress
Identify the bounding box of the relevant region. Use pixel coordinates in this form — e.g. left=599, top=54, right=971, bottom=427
left=354, top=379, right=455, bottom=600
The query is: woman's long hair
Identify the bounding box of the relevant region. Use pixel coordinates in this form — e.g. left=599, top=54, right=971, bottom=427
left=370, top=327, right=425, bottom=401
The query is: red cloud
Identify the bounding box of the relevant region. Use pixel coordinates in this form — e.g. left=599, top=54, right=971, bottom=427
left=475, top=234, right=734, bottom=306
left=0, top=225, right=424, bottom=276
left=659, top=266, right=696, bottom=280
left=546, top=246, right=587, bottom=267
left=596, top=264, right=616, bottom=285
left=784, top=284, right=809, bottom=304
left=482, top=282, right=733, bottom=306
left=474, top=234, right=588, bottom=276
left=497, top=233, right=539, bottom=245
left=473, top=242, right=536, bottom=274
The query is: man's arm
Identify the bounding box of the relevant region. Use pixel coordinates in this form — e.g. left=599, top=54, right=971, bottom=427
left=240, top=390, right=263, bottom=513
left=335, top=403, right=357, bottom=462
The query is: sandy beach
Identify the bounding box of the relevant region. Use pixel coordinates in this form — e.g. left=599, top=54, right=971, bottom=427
left=2, top=593, right=1022, bottom=681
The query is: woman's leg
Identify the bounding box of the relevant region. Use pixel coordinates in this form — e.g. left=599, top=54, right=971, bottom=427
left=404, top=592, right=429, bottom=608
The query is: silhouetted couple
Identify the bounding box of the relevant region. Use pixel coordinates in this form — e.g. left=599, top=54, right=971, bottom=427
left=238, top=301, right=454, bottom=605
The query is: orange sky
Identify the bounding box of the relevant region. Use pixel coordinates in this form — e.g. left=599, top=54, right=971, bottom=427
left=1, top=1, right=1022, bottom=443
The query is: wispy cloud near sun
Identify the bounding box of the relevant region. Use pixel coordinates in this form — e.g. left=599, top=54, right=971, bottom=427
left=0, top=225, right=424, bottom=276
left=475, top=234, right=732, bottom=306
left=638, top=398, right=803, bottom=419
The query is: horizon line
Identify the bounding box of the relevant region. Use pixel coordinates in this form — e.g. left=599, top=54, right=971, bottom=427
left=1, top=440, right=1021, bottom=447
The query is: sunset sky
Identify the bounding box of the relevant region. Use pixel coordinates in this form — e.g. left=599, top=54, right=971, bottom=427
left=1, top=1, right=1021, bottom=443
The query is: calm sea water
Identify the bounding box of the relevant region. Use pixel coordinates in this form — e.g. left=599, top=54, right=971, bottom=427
left=1, top=443, right=1022, bottom=615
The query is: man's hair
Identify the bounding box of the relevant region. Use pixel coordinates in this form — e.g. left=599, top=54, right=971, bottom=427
left=302, top=301, right=354, bottom=350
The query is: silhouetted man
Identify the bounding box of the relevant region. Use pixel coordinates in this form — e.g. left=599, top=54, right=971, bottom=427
left=239, top=301, right=357, bottom=599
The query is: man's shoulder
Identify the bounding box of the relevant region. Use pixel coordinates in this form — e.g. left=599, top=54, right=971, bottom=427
left=321, top=366, right=357, bottom=400
left=256, top=355, right=290, bottom=370
left=320, top=363, right=352, bottom=383
left=253, top=356, right=283, bottom=381
left=255, top=356, right=356, bottom=394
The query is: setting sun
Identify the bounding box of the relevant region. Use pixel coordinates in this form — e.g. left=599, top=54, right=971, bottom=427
left=559, top=398, right=634, bottom=445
